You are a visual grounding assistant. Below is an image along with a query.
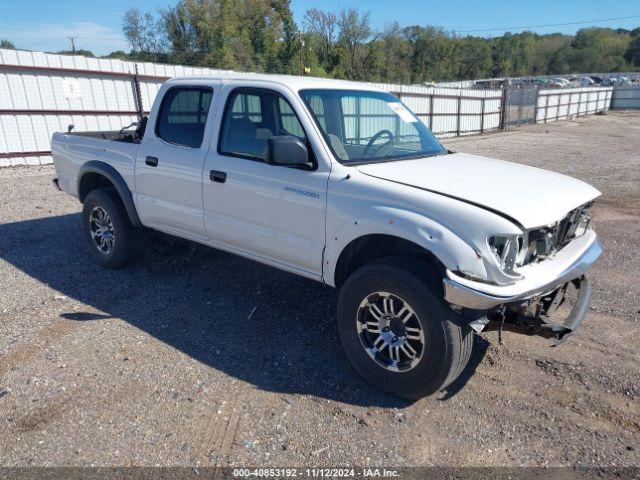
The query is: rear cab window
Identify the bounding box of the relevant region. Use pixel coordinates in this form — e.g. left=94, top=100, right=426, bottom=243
left=156, top=86, right=213, bottom=148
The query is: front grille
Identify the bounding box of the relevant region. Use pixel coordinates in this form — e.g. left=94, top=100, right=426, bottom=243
left=523, top=204, right=591, bottom=265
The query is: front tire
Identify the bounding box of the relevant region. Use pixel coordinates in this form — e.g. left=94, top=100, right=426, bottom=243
left=337, top=257, right=473, bottom=399
left=82, top=188, right=144, bottom=269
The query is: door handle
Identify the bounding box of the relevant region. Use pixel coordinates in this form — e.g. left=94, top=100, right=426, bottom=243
left=210, top=170, right=227, bottom=183
left=145, top=156, right=158, bottom=167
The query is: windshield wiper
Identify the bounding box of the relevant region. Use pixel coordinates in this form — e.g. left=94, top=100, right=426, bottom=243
left=345, top=151, right=447, bottom=166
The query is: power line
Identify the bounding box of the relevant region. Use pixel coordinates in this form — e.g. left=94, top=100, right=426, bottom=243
left=454, top=14, right=640, bottom=34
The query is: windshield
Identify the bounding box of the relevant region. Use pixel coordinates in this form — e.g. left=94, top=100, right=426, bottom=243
left=300, top=89, right=446, bottom=165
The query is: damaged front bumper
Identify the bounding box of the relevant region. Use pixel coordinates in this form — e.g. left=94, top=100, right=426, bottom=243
left=443, top=232, right=602, bottom=343
left=443, top=232, right=601, bottom=310
left=485, top=276, right=592, bottom=345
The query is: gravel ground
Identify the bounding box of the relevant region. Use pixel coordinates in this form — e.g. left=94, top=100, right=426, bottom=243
left=0, top=112, right=639, bottom=468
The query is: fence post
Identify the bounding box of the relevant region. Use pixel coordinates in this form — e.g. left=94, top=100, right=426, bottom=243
left=532, top=86, right=540, bottom=124
left=480, top=97, right=485, bottom=134
left=456, top=95, right=461, bottom=136
left=543, top=93, right=549, bottom=123
left=578, top=91, right=583, bottom=117
left=517, top=86, right=523, bottom=126
left=429, top=95, right=434, bottom=130
left=499, top=85, right=508, bottom=130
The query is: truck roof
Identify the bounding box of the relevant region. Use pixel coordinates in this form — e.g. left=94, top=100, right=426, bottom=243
left=164, top=73, right=388, bottom=92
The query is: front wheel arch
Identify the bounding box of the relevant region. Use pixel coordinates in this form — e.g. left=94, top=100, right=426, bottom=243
left=333, top=234, right=445, bottom=289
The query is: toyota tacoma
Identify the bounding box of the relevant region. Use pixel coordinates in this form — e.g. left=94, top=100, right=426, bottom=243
left=51, top=75, right=602, bottom=399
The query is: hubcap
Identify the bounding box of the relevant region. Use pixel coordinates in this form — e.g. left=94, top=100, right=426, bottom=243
left=356, top=292, right=425, bottom=372
left=89, top=206, right=115, bottom=254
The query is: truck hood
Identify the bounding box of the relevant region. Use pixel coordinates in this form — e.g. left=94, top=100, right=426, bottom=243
left=356, top=152, right=601, bottom=229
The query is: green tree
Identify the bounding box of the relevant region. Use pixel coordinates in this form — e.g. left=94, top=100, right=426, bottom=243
left=1, top=39, right=15, bottom=49
left=274, top=0, right=301, bottom=74
left=57, top=49, right=95, bottom=57
left=456, top=36, right=493, bottom=80
left=303, top=8, right=338, bottom=74
left=570, top=28, right=630, bottom=72
left=158, top=0, right=298, bottom=72
left=531, top=33, right=571, bottom=74
left=123, top=8, right=167, bottom=57
left=337, top=8, right=373, bottom=79
left=408, top=26, right=455, bottom=82
left=376, top=23, right=413, bottom=83
left=115, top=4, right=640, bottom=82
left=625, top=31, right=640, bottom=67
left=158, top=1, right=199, bottom=64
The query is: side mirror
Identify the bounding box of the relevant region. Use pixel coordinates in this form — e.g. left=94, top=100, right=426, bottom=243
left=267, top=135, right=309, bottom=167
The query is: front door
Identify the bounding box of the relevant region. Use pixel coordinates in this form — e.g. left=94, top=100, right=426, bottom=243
left=203, top=86, right=328, bottom=278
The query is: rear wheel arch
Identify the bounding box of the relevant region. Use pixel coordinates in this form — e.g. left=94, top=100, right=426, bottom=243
left=333, top=234, right=445, bottom=289
left=77, top=161, right=142, bottom=228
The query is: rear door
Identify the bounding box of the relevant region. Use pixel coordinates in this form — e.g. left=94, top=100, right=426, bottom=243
left=135, top=83, right=219, bottom=239
left=202, top=84, right=329, bottom=278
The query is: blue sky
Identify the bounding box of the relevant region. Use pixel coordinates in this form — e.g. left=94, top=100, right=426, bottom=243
left=1, top=0, right=639, bottom=56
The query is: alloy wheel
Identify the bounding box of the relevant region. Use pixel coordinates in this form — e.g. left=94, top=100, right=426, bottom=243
left=356, top=291, right=425, bottom=372
left=89, top=206, right=115, bottom=254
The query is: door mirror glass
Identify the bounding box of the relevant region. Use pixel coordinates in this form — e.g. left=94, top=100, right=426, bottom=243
left=268, top=135, right=309, bottom=166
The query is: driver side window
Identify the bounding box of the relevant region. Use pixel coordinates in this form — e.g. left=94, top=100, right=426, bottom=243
left=219, top=89, right=307, bottom=162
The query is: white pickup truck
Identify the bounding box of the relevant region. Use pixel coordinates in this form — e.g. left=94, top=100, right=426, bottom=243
left=52, top=74, right=602, bottom=399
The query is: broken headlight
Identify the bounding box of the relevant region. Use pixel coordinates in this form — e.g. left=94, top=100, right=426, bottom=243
left=527, top=228, right=555, bottom=261
left=488, top=235, right=522, bottom=275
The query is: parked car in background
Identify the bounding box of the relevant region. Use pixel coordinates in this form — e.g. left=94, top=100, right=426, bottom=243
left=532, top=77, right=550, bottom=86
left=589, top=76, right=603, bottom=85
left=548, top=80, right=566, bottom=88
left=51, top=74, right=602, bottom=399
left=551, top=78, right=571, bottom=88
left=580, top=76, right=595, bottom=87
left=614, top=76, right=632, bottom=86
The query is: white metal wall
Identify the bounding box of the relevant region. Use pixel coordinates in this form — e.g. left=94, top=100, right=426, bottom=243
left=0, top=49, right=233, bottom=167
left=387, top=86, right=502, bottom=138
left=611, top=86, right=640, bottom=110
left=0, top=48, right=507, bottom=167
left=536, top=87, right=612, bottom=123
left=0, top=48, right=618, bottom=168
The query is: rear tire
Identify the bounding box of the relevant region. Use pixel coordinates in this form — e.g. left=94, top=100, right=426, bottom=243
left=82, top=188, right=144, bottom=269
left=337, top=256, right=473, bottom=399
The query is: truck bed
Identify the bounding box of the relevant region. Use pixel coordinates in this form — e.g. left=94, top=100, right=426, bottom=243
left=68, top=130, right=138, bottom=142
left=51, top=131, right=140, bottom=199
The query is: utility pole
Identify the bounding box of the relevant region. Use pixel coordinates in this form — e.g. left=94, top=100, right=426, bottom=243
left=298, top=32, right=305, bottom=76
left=68, top=36, right=77, bottom=54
